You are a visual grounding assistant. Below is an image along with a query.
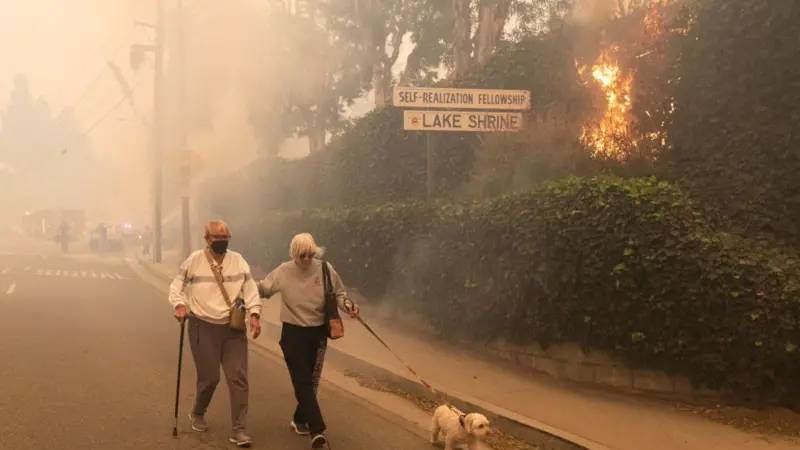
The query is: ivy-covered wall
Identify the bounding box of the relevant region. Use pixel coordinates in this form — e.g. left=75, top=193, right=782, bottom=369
left=233, top=176, right=800, bottom=403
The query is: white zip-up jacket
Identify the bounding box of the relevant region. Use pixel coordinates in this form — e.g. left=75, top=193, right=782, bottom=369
left=168, top=249, right=262, bottom=324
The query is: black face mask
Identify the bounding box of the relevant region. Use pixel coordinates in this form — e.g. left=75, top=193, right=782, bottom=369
left=210, top=240, right=229, bottom=254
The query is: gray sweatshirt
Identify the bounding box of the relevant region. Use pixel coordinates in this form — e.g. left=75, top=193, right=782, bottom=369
left=258, top=258, right=351, bottom=327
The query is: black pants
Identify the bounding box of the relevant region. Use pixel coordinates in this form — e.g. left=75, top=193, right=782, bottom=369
left=280, top=323, right=328, bottom=434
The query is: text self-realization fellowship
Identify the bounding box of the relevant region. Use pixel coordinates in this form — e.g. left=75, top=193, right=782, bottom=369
left=394, top=87, right=531, bottom=110
left=410, top=92, right=528, bottom=107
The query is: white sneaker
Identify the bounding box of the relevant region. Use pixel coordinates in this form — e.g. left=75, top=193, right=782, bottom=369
left=188, top=414, right=208, bottom=432
left=229, top=430, right=252, bottom=447
left=291, top=420, right=311, bottom=435
left=310, top=433, right=327, bottom=449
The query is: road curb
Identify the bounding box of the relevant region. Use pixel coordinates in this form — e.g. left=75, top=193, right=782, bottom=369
left=134, top=257, right=610, bottom=450
left=135, top=256, right=173, bottom=282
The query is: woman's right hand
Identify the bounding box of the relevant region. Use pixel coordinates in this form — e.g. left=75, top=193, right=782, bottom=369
left=174, top=304, right=188, bottom=322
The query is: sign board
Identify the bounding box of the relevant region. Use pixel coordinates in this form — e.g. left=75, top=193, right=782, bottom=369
left=394, top=87, right=530, bottom=111
left=404, top=110, right=524, bottom=132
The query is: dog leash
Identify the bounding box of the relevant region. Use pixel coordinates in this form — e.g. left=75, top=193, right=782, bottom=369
left=354, top=316, right=465, bottom=417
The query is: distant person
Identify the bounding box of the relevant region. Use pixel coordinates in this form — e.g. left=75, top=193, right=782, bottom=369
left=93, top=223, right=108, bottom=252
left=258, top=233, right=359, bottom=449
left=141, top=225, right=153, bottom=257
left=56, top=221, right=70, bottom=253
left=169, top=220, right=262, bottom=448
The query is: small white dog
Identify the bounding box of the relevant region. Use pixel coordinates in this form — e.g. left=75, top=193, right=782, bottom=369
left=430, top=405, right=491, bottom=450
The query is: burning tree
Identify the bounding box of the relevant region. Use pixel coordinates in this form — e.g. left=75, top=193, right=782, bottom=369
left=578, top=48, right=635, bottom=160
left=576, top=0, right=682, bottom=163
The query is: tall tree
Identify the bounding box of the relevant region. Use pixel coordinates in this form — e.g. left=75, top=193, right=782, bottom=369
left=451, top=0, right=514, bottom=77
left=278, top=2, right=364, bottom=152
left=315, top=0, right=421, bottom=108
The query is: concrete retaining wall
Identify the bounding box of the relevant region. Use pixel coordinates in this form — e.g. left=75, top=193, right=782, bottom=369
left=481, top=338, right=713, bottom=397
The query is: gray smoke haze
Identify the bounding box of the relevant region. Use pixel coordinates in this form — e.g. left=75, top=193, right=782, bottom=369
left=0, top=0, right=347, bottom=234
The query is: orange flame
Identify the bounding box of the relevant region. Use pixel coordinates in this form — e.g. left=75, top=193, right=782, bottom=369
left=579, top=50, right=635, bottom=160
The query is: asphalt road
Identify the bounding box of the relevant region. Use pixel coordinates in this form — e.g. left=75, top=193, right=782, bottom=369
left=0, top=247, right=431, bottom=450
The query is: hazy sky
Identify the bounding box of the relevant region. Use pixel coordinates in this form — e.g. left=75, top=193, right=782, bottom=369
left=0, top=1, right=152, bottom=111
left=0, top=1, right=154, bottom=224
left=0, top=0, right=415, bottom=226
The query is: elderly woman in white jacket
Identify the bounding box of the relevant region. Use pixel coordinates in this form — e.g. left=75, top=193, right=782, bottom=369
left=258, top=233, right=359, bottom=449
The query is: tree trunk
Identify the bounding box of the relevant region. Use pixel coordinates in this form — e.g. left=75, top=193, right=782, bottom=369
left=453, top=0, right=472, bottom=77
left=374, top=26, right=405, bottom=107
left=307, top=124, right=326, bottom=153
left=474, top=0, right=512, bottom=68
left=373, top=64, right=390, bottom=108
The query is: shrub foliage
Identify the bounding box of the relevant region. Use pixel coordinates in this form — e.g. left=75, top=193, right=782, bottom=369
left=237, top=176, right=800, bottom=402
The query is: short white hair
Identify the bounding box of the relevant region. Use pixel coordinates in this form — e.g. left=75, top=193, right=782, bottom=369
left=289, top=233, right=325, bottom=259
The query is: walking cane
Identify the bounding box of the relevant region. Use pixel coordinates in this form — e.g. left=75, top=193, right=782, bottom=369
left=172, top=319, right=186, bottom=438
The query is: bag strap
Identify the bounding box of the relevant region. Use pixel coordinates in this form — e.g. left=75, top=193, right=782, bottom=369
left=204, top=249, right=233, bottom=308
left=321, top=260, right=339, bottom=317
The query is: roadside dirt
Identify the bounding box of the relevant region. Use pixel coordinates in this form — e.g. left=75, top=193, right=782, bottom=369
left=672, top=400, right=800, bottom=442
left=344, top=370, right=541, bottom=450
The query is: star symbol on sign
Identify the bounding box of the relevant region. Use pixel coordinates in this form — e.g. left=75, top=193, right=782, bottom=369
left=411, top=116, right=420, bottom=126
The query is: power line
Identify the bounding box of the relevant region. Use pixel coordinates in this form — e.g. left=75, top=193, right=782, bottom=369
left=80, top=95, right=129, bottom=136
left=79, top=75, right=144, bottom=137
left=65, top=69, right=109, bottom=114
left=63, top=41, right=132, bottom=114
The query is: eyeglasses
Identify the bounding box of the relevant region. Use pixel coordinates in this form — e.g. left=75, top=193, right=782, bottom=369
left=299, top=252, right=315, bottom=259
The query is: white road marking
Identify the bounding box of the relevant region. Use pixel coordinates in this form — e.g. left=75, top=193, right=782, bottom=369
left=1, top=268, right=10, bottom=275
left=6, top=283, right=16, bottom=295
left=29, top=268, right=127, bottom=282
left=24, top=266, right=31, bottom=271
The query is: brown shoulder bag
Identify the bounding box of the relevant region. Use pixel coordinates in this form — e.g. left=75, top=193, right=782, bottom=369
left=322, top=261, right=344, bottom=339
left=204, top=249, right=247, bottom=331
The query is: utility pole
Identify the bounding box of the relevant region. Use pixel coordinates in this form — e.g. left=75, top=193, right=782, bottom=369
left=130, top=0, right=164, bottom=263
left=426, top=133, right=434, bottom=199
left=153, top=0, right=165, bottom=263
left=177, top=0, right=191, bottom=259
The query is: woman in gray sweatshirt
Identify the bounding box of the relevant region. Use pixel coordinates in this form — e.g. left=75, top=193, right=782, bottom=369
left=258, top=232, right=359, bottom=449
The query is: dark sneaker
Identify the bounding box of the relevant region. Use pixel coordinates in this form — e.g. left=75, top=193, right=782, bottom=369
left=188, top=414, right=208, bottom=432
left=310, top=433, right=327, bottom=449
left=290, top=421, right=311, bottom=435
left=229, top=430, right=252, bottom=448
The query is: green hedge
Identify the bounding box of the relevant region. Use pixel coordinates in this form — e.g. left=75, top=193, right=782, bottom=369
left=665, top=0, right=800, bottom=244
left=237, top=176, right=800, bottom=403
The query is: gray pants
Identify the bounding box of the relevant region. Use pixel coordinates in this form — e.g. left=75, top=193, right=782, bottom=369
left=188, top=317, right=249, bottom=431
